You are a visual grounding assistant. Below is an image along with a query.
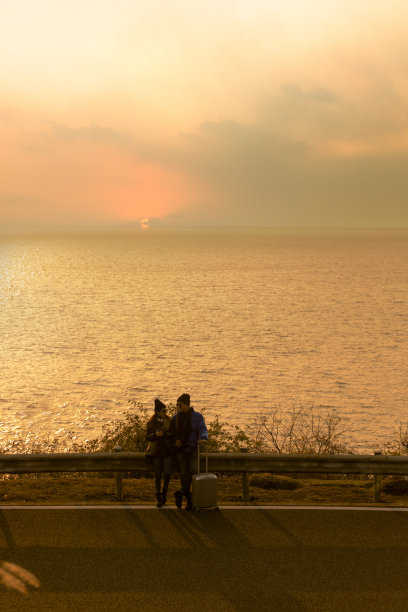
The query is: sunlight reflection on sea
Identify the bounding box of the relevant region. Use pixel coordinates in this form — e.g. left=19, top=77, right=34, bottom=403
left=0, top=229, right=407, bottom=453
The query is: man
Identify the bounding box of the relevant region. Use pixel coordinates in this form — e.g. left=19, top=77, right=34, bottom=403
left=171, top=393, right=208, bottom=510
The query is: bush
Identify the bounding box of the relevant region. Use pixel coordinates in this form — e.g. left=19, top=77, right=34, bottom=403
left=84, top=400, right=251, bottom=454
left=382, top=477, right=408, bottom=496
left=85, top=402, right=150, bottom=452
left=206, top=415, right=250, bottom=452
left=378, top=421, right=408, bottom=456
left=246, top=405, right=354, bottom=454
left=250, top=474, right=302, bottom=490
left=0, top=431, right=87, bottom=455
left=0, top=400, right=354, bottom=459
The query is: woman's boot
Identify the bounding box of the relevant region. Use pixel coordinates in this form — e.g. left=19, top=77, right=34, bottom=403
left=161, top=475, right=170, bottom=505
left=155, top=475, right=162, bottom=508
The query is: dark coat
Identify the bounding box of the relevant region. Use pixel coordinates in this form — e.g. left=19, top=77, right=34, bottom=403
left=145, top=414, right=173, bottom=458
left=170, top=407, right=208, bottom=454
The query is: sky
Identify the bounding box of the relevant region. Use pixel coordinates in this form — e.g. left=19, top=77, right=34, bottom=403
left=1, top=0, right=408, bottom=231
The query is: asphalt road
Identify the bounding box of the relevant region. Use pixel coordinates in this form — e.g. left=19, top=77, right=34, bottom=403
left=0, top=505, right=408, bottom=611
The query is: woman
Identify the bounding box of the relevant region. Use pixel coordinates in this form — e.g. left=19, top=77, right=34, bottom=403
left=145, top=398, right=173, bottom=507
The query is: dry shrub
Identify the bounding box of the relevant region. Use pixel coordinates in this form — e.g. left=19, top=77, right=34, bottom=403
left=246, top=405, right=354, bottom=454
left=379, top=422, right=408, bottom=456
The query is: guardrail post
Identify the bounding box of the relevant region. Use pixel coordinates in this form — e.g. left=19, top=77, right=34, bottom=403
left=240, top=447, right=250, bottom=502
left=114, top=446, right=124, bottom=502
left=373, top=451, right=382, bottom=502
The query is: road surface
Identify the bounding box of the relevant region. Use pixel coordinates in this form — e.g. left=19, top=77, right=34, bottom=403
left=0, top=505, right=407, bottom=611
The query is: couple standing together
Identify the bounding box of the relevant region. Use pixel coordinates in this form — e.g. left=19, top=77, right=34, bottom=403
left=145, top=393, right=208, bottom=510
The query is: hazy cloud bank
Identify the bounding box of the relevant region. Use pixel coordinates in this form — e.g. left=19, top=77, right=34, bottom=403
left=1, top=1, right=408, bottom=230
left=162, top=75, right=408, bottom=228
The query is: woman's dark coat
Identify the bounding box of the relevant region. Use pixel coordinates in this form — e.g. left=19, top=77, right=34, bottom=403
left=145, top=414, right=173, bottom=458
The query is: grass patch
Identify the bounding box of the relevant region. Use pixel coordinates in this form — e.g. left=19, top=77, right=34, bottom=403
left=0, top=474, right=404, bottom=506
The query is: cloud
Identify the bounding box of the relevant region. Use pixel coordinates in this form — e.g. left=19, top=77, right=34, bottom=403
left=2, top=81, right=408, bottom=231
left=163, top=77, right=408, bottom=228
left=281, top=84, right=337, bottom=105
left=2, top=0, right=408, bottom=231
left=50, top=123, right=133, bottom=145
left=0, top=114, right=193, bottom=230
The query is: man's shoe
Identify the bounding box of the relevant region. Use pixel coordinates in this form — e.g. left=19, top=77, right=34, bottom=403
left=185, top=494, right=193, bottom=511
left=174, top=490, right=183, bottom=509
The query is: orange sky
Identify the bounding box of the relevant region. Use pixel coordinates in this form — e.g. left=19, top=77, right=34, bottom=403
left=1, top=1, right=408, bottom=230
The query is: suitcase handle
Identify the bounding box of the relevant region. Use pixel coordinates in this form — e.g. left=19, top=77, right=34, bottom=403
left=197, top=441, right=208, bottom=475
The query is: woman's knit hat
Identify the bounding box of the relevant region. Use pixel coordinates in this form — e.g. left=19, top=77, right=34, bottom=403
left=154, top=398, right=166, bottom=413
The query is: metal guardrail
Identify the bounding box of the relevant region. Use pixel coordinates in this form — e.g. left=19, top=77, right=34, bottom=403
left=0, top=450, right=405, bottom=502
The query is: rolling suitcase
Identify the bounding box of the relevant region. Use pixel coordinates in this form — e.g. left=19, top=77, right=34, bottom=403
left=192, top=444, right=218, bottom=511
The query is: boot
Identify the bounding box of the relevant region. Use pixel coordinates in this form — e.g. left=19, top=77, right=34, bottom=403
left=155, top=476, right=162, bottom=508
left=185, top=492, right=193, bottom=511
left=162, top=475, right=170, bottom=506
left=174, top=490, right=183, bottom=509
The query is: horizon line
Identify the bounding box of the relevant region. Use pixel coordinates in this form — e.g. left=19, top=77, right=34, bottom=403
left=1, top=225, right=408, bottom=236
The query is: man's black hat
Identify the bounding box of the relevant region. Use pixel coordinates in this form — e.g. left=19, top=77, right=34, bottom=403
left=177, top=393, right=190, bottom=406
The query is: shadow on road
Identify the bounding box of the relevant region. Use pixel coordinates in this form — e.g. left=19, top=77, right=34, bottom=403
left=0, top=507, right=408, bottom=611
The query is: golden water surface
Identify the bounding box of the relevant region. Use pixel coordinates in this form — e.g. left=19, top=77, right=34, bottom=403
left=0, top=229, right=407, bottom=451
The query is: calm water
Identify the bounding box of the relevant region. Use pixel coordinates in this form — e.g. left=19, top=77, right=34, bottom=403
left=0, top=229, right=407, bottom=451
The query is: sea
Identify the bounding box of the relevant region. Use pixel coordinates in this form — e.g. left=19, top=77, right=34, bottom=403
left=0, top=228, right=407, bottom=453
